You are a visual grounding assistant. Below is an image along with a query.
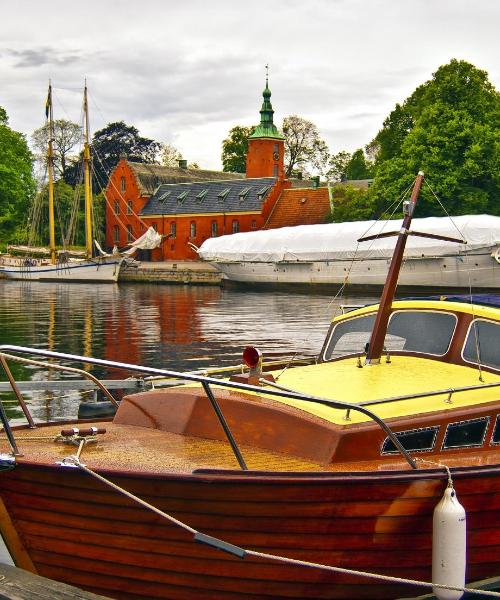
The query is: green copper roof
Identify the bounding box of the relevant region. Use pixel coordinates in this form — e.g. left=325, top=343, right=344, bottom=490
left=249, top=76, right=284, bottom=140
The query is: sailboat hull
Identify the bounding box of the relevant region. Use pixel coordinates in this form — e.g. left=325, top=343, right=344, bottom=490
left=0, top=258, right=123, bottom=282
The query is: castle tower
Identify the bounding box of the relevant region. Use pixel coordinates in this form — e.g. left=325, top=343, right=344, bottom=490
left=246, top=69, right=285, bottom=179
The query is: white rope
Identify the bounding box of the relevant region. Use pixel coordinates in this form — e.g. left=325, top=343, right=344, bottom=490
left=63, top=455, right=500, bottom=598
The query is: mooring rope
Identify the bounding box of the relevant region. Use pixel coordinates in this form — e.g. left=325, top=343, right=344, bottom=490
left=60, top=454, right=500, bottom=598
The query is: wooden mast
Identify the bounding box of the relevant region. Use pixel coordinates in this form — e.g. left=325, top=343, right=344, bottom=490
left=364, top=171, right=425, bottom=364
left=46, top=83, right=57, bottom=265
left=83, top=82, right=93, bottom=259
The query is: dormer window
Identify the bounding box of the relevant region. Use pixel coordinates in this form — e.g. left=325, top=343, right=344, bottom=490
left=196, top=189, right=208, bottom=202
left=218, top=188, right=230, bottom=201
left=158, top=190, right=171, bottom=204
left=177, top=190, right=189, bottom=203
left=239, top=187, right=251, bottom=201
left=257, top=185, right=270, bottom=199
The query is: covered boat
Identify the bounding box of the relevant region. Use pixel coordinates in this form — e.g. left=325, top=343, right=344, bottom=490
left=197, top=214, right=500, bottom=289
left=0, top=173, right=499, bottom=599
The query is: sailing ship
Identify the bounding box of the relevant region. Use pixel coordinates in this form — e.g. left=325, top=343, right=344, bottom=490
left=0, top=172, right=499, bottom=599
left=0, top=84, right=158, bottom=282
left=197, top=214, right=500, bottom=290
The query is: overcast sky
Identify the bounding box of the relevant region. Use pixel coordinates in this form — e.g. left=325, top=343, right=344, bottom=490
left=1, top=0, right=499, bottom=170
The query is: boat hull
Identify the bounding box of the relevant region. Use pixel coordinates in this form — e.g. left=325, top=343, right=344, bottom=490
left=0, top=258, right=123, bottom=282
left=212, top=251, right=500, bottom=289
left=1, top=463, right=499, bottom=600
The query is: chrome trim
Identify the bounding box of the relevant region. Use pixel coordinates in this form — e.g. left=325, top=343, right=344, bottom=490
left=442, top=416, right=490, bottom=450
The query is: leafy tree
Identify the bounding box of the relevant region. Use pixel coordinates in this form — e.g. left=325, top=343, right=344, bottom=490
left=369, top=60, right=500, bottom=217
left=0, top=107, right=36, bottom=241
left=160, top=143, right=183, bottom=167
left=221, top=125, right=255, bottom=173
left=327, top=151, right=351, bottom=182
left=282, top=115, right=329, bottom=177
left=66, top=121, right=162, bottom=191
left=328, top=185, right=375, bottom=223
left=345, top=149, right=374, bottom=180
left=31, top=119, right=82, bottom=179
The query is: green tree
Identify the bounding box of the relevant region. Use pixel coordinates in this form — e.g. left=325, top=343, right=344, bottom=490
left=345, top=149, right=374, bottom=180
left=369, top=59, right=500, bottom=217
left=221, top=125, right=255, bottom=173
left=66, top=121, right=162, bottom=191
left=0, top=107, right=36, bottom=241
left=282, top=115, right=329, bottom=177
left=328, top=185, right=375, bottom=223
left=327, top=151, right=351, bottom=182
left=31, top=119, right=82, bottom=179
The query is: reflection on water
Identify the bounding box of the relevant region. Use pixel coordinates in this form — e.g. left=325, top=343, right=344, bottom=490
left=0, top=280, right=379, bottom=422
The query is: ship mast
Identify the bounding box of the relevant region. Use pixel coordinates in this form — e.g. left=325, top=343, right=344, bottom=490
left=83, top=82, right=93, bottom=259
left=46, top=83, right=57, bottom=265
left=361, top=171, right=465, bottom=365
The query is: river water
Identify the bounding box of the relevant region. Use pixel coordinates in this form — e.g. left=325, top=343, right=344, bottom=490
left=0, top=280, right=382, bottom=424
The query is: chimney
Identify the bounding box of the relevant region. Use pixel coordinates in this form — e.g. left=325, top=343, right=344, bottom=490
left=178, top=159, right=188, bottom=169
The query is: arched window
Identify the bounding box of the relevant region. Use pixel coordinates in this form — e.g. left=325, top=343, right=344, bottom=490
left=120, top=176, right=126, bottom=192
left=126, top=200, right=133, bottom=215
left=190, top=221, right=197, bottom=238
left=211, top=221, right=218, bottom=237
left=232, top=220, right=239, bottom=234
left=113, top=225, right=120, bottom=243
left=126, top=225, right=133, bottom=242
left=114, top=200, right=120, bottom=215
left=170, top=222, right=176, bottom=238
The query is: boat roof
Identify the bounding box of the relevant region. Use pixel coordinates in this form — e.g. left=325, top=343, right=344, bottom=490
left=409, top=294, right=500, bottom=309
left=198, top=214, right=500, bottom=262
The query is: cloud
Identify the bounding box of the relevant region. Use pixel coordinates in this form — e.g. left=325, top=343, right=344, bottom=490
left=5, top=47, right=83, bottom=68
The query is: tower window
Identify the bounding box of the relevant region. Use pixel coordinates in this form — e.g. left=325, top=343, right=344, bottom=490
left=120, top=176, right=126, bottom=192
left=273, top=165, right=278, bottom=177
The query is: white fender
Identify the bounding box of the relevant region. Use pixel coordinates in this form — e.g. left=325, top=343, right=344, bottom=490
left=432, top=486, right=466, bottom=600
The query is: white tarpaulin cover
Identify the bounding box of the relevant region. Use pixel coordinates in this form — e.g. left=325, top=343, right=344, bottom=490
left=198, top=215, right=500, bottom=263
left=128, top=226, right=163, bottom=251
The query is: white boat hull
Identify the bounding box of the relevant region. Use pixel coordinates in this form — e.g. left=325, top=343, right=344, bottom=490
left=0, top=258, right=123, bottom=282
left=212, top=250, right=500, bottom=289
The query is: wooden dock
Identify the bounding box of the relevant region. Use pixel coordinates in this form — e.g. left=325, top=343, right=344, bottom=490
left=0, top=563, right=110, bottom=599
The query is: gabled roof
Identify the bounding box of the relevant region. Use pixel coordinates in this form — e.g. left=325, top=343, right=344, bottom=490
left=263, top=187, right=331, bottom=229
left=141, top=177, right=277, bottom=216
left=125, top=161, right=242, bottom=196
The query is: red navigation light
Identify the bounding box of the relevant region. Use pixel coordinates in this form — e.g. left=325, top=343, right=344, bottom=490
left=243, top=346, right=261, bottom=370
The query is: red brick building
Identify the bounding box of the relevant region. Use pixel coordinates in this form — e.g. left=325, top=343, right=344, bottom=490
left=105, top=77, right=333, bottom=261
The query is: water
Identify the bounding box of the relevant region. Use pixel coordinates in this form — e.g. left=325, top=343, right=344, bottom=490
left=0, top=280, right=380, bottom=424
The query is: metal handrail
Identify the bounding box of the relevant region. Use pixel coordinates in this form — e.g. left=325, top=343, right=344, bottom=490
left=0, top=344, right=417, bottom=469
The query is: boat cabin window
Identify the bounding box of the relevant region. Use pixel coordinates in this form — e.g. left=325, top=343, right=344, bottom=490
left=492, top=415, right=500, bottom=445
left=463, top=319, right=500, bottom=370
left=385, top=311, right=456, bottom=355
left=382, top=426, right=439, bottom=455
left=323, top=310, right=456, bottom=360
left=442, top=417, right=489, bottom=450
left=324, top=314, right=375, bottom=359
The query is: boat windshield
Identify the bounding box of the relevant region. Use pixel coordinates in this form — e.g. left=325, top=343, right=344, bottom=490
left=323, top=310, right=457, bottom=360
left=463, top=319, right=500, bottom=370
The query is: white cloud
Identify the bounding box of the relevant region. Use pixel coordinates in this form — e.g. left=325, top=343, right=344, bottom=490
left=1, top=0, right=499, bottom=169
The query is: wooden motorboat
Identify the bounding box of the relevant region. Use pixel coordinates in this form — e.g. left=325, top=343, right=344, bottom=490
left=0, top=173, right=499, bottom=599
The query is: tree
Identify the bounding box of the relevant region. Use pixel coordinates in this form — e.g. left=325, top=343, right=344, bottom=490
left=31, top=119, right=82, bottom=179
left=282, top=115, right=329, bottom=177
left=221, top=125, right=255, bottom=173
left=66, top=121, right=162, bottom=191
left=369, top=60, right=500, bottom=217
left=160, top=143, right=183, bottom=167
left=328, top=185, right=375, bottom=223
left=327, top=151, right=351, bottom=182
left=0, top=107, right=36, bottom=242
left=344, top=149, right=374, bottom=180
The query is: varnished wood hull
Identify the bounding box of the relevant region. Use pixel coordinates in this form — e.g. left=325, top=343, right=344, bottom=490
left=1, top=463, right=499, bottom=599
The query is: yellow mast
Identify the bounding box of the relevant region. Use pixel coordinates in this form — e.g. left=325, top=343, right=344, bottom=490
left=46, top=83, right=57, bottom=265
left=83, top=82, right=93, bottom=258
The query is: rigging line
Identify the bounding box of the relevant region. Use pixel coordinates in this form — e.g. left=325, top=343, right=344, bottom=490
left=423, top=178, right=465, bottom=239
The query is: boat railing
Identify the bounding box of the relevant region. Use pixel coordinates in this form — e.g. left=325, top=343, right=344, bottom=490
left=0, top=344, right=418, bottom=470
